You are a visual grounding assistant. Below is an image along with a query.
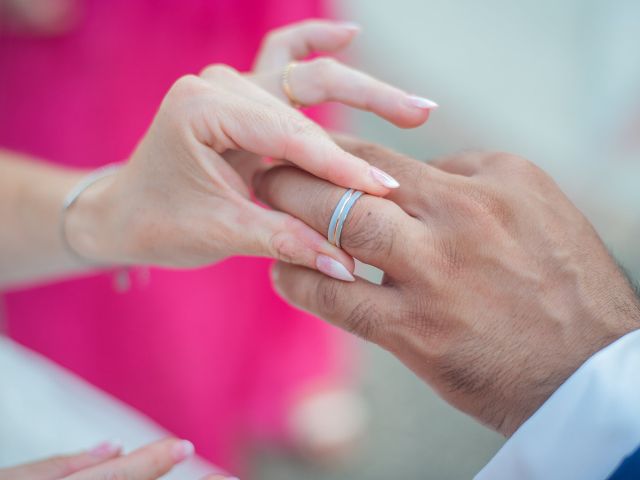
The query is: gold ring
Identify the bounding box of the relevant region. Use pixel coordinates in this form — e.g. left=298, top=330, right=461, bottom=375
left=281, top=61, right=304, bottom=108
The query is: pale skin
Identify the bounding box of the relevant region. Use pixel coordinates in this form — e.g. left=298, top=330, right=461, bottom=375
left=0, top=438, right=230, bottom=480
left=0, top=20, right=436, bottom=288
left=0, top=19, right=438, bottom=478
left=257, top=136, right=640, bottom=436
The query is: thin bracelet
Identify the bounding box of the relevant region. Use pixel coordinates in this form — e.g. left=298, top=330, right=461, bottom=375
left=60, top=164, right=121, bottom=263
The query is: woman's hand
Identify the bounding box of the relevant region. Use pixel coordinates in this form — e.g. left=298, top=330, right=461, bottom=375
left=0, top=438, right=231, bottom=480
left=65, top=20, right=437, bottom=281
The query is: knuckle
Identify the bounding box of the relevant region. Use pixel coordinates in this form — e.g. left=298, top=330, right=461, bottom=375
left=280, top=114, right=325, bottom=158
left=200, top=63, right=239, bottom=81
left=168, top=74, right=207, bottom=100
left=483, top=151, right=521, bottom=167
left=268, top=229, right=299, bottom=264
left=309, top=57, right=339, bottom=92
left=344, top=300, right=385, bottom=341
left=262, top=27, right=289, bottom=48
left=163, top=75, right=210, bottom=122
left=484, top=151, right=541, bottom=176
left=347, top=142, right=385, bottom=162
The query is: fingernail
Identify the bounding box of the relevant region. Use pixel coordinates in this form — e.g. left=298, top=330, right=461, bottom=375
left=316, top=255, right=355, bottom=282
left=370, top=166, right=400, bottom=189
left=88, top=439, right=122, bottom=458
left=406, top=95, right=439, bottom=109
left=172, top=439, right=195, bottom=462
left=340, top=21, right=361, bottom=32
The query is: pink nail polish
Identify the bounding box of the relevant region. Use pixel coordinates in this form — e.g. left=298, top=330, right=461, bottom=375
left=406, top=95, right=439, bottom=109
left=370, top=167, right=400, bottom=189
left=172, top=440, right=195, bottom=462
left=316, top=255, right=355, bottom=282
left=88, top=440, right=122, bottom=458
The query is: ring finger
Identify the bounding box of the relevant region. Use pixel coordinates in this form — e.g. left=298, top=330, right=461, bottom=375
left=254, top=165, right=426, bottom=280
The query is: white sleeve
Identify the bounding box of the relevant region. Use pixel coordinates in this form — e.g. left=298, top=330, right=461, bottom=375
left=0, top=337, right=219, bottom=477
left=475, top=328, right=640, bottom=480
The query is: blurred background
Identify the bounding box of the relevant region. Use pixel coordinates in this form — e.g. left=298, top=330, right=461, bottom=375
left=255, top=0, right=640, bottom=478
left=1, top=1, right=639, bottom=479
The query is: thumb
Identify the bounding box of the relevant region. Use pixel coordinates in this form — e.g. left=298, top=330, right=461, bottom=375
left=234, top=201, right=356, bottom=282
left=0, top=440, right=121, bottom=480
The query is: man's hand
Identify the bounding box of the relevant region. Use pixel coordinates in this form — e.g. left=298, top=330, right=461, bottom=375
left=255, top=136, right=640, bottom=436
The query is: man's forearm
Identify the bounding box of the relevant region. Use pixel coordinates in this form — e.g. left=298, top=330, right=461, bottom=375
left=0, top=150, right=90, bottom=288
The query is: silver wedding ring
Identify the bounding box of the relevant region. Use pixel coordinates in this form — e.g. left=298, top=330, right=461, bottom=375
left=327, top=188, right=364, bottom=248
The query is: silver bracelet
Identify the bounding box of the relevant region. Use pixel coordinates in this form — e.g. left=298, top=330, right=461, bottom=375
left=60, top=164, right=121, bottom=262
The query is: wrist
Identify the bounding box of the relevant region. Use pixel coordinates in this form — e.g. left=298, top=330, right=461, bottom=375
left=505, top=301, right=640, bottom=436
left=64, top=170, right=129, bottom=265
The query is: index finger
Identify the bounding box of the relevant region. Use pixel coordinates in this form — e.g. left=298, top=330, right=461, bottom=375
left=195, top=71, right=402, bottom=195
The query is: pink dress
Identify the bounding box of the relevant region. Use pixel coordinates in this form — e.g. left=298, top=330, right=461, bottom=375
left=0, top=0, right=354, bottom=473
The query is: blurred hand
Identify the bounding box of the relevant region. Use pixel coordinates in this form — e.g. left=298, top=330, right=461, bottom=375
left=65, top=20, right=436, bottom=281
left=0, top=438, right=230, bottom=480
left=256, top=136, right=640, bottom=436
left=0, top=0, right=81, bottom=35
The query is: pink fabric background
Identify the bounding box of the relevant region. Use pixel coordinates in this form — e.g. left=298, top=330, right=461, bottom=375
left=0, top=0, right=354, bottom=473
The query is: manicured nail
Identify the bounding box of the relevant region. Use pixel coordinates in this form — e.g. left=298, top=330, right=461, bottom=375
left=370, top=166, right=400, bottom=189
left=340, top=21, right=361, bottom=32
left=406, top=95, right=439, bottom=109
left=88, top=439, right=122, bottom=458
left=316, top=255, right=355, bottom=282
left=172, top=439, right=195, bottom=462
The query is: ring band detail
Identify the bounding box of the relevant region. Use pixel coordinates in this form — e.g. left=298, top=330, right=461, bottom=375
left=281, top=61, right=304, bottom=108
left=334, top=190, right=363, bottom=248
left=327, top=188, right=364, bottom=248
left=327, top=189, right=354, bottom=245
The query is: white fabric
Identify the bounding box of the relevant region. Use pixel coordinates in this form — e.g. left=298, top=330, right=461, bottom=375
left=476, top=328, right=640, bottom=480
left=0, top=336, right=220, bottom=478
